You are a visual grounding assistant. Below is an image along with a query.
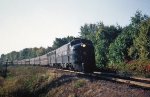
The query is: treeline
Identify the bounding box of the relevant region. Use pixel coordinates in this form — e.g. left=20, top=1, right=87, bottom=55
left=0, top=36, right=74, bottom=61
left=79, top=11, right=150, bottom=76
left=79, top=11, right=150, bottom=67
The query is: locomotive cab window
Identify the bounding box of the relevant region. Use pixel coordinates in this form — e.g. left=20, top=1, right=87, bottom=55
left=71, top=39, right=92, bottom=46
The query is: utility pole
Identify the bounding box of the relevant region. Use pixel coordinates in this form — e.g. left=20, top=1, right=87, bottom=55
left=4, top=58, right=8, bottom=78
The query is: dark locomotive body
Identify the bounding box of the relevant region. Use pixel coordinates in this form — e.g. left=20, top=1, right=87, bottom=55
left=12, top=38, right=96, bottom=73
left=71, top=39, right=96, bottom=72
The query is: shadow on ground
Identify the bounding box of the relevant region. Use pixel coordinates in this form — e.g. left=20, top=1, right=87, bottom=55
left=33, top=74, right=77, bottom=97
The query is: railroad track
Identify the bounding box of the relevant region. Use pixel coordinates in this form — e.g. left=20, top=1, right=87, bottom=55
left=93, top=72, right=150, bottom=89
left=57, top=69, right=150, bottom=89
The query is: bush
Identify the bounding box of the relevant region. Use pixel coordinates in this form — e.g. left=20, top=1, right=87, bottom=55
left=108, top=60, right=150, bottom=77
left=0, top=66, right=57, bottom=97
left=126, top=60, right=150, bottom=77
left=73, top=79, right=86, bottom=88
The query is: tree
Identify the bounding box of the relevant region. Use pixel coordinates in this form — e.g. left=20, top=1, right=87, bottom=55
left=0, top=54, right=6, bottom=61
left=79, top=23, right=98, bottom=44
left=19, top=48, right=32, bottom=59
left=131, top=10, right=148, bottom=28
left=36, top=47, right=46, bottom=56
left=108, top=26, right=133, bottom=64
left=95, top=23, right=122, bottom=67
left=134, top=18, right=150, bottom=59
left=128, top=11, right=149, bottom=60
left=108, top=11, right=149, bottom=64
left=46, top=46, right=54, bottom=53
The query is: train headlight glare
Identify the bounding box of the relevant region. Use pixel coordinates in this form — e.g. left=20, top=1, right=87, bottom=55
left=82, top=44, right=86, bottom=47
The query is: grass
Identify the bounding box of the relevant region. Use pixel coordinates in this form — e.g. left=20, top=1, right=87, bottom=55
left=0, top=65, right=149, bottom=97
left=0, top=66, right=58, bottom=97
left=73, top=79, right=86, bottom=88
left=46, top=78, right=88, bottom=97
left=0, top=64, right=7, bottom=78
left=107, top=60, right=150, bottom=78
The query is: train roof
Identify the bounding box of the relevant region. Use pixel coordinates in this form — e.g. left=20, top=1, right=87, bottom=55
left=70, top=38, right=92, bottom=46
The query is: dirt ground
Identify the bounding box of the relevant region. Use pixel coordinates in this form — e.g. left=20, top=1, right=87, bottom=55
left=0, top=66, right=149, bottom=97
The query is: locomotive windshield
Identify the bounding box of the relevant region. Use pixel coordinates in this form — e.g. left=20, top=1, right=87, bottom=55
left=71, top=39, right=92, bottom=46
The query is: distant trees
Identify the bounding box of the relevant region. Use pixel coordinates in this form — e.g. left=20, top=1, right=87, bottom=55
left=79, top=11, right=150, bottom=69
left=0, top=36, right=74, bottom=62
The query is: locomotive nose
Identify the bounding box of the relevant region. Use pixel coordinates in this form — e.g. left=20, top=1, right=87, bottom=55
left=72, top=43, right=86, bottom=48
left=81, top=43, right=86, bottom=47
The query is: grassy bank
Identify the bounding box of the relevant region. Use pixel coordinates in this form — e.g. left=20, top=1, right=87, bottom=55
left=0, top=66, right=59, bottom=97
left=107, top=60, right=150, bottom=78
left=0, top=66, right=149, bottom=97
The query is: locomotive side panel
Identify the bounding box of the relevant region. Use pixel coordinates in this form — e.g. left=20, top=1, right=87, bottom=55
left=25, top=59, right=30, bottom=65
left=68, top=47, right=74, bottom=65
left=21, top=59, right=26, bottom=65
left=56, top=48, right=62, bottom=64
left=30, top=58, right=35, bottom=65
left=40, top=54, right=48, bottom=65
left=56, top=44, right=69, bottom=65
left=47, top=52, right=50, bottom=65
left=49, top=50, right=56, bottom=66
left=13, top=60, right=18, bottom=65
left=62, top=51, right=68, bottom=63
left=62, top=44, right=70, bottom=64
left=18, top=60, right=22, bottom=65
left=34, top=57, right=40, bottom=65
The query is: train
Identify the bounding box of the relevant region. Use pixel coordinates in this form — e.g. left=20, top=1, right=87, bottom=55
left=12, top=38, right=96, bottom=73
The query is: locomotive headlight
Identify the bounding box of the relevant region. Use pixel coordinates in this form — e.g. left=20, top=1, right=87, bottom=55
left=81, top=44, right=86, bottom=47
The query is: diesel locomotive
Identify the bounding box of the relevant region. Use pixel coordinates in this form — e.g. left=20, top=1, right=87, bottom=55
left=12, top=38, right=96, bottom=73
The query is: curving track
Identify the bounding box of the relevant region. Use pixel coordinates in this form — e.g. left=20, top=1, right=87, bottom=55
left=55, top=68, right=150, bottom=90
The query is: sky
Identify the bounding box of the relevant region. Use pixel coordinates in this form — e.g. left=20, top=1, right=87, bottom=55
left=0, top=0, right=150, bottom=55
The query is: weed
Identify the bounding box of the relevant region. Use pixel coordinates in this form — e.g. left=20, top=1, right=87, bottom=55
left=0, top=66, right=57, bottom=97
left=73, top=79, right=86, bottom=88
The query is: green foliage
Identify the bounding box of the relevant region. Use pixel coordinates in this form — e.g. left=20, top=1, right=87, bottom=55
left=0, top=54, right=5, bottom=61
left=79, top=23, right=98, bottom=44
left=73, top=79, right=86, bottom=88
left=79, top=22, right=122, bottom=68
left=128, top=46, right=139, bottom=60
left=118, top=60, right=150, bottom=77
left=131, top=10, right=149, bottom=28
left=107, top=59, right=150, bottom=77
left=46, top=46, right=54, bottom=53
left=109, top=11, right=149, bottom=65
left=108, top=26, right=133, bottom=64
left=128, top=11, right=149, bottom=60
left=95, top=24, right=122, bottom=67
left=133, top=18, right=150, bottom=59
